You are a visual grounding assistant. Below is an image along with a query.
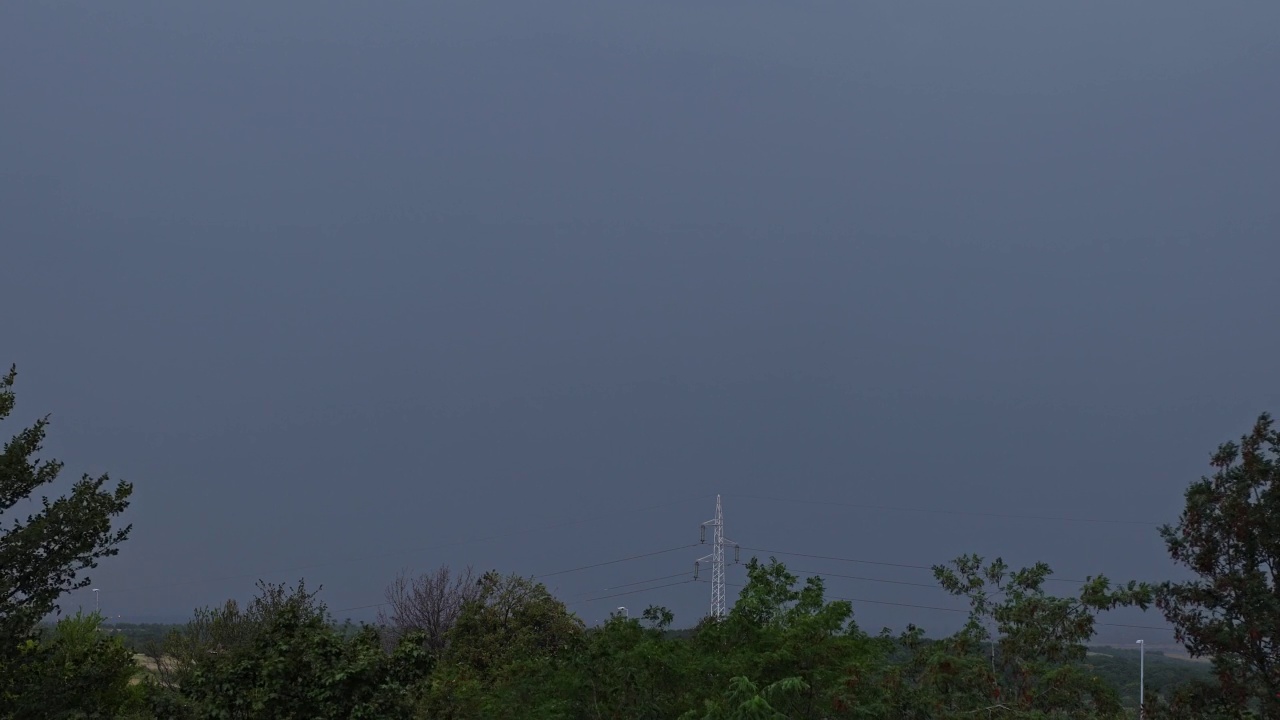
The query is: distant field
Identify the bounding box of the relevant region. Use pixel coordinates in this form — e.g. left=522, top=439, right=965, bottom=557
left=133, top=654, right=160, bottom=673
left=1091, top=644, right=1211, bottom=664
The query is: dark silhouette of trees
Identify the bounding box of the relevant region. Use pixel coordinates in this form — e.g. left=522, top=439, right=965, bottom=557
left=0, top=365, right=133, bottom=715
left=1157, top=412, right=1280, bottom=717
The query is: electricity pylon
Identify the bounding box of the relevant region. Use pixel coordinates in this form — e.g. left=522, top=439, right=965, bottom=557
left=695, top=494, right=738, bottom=619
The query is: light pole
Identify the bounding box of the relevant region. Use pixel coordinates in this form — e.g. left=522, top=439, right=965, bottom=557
left=92, top=588, right=100, bottom=614
left=1136, top=639, right=1145, bottom=717
left=616, top=607, right=628, bottom=619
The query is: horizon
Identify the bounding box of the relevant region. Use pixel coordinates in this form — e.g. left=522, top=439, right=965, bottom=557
left=5, top=1, right=1277, bottom=640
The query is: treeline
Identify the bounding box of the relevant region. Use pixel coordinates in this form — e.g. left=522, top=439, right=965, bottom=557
left=100, top=623, right=176, bottom=652
left=129, top=557, right=1190, bottom=719
left=98, top=619, right=1219, bottom=711
left=2, top=365, right=1279, bottom=718
left=104, top=622, right=1214, bottom=699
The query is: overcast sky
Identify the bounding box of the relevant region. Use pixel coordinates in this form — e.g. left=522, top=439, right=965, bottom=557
left=3, top=2, right=1277, bottom=638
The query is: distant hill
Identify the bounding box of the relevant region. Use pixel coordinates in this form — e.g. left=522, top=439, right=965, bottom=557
left=1085, top=646, right=1212, bottom=707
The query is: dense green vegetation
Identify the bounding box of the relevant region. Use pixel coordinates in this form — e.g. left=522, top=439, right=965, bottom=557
left=2, top=365, right=1278, bottom=718
left=1084, top=648, right=1212, bottom=708
left=105, top=624, right=1215, bottom=703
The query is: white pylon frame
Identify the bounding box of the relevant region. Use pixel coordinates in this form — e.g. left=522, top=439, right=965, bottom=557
left=695, top=494, right=738, bottom=619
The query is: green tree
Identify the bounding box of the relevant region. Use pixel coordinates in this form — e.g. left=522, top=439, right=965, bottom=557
left=160, top=580, right=431, bottom=719
left=1156, top=412, right=1280, bottom=717
left=0, top=366, right=133, bottom=713
left=7, top=612, right=147, bottom=720
left=575, top=605, right=697, bottom=719
left=150, top=579, right=324, bottom=690
left=690, top=676, right=809, bottom=720
left=691, top=558, right=882, bottom=719
left=421, top=571, right=585, bottom=719
left=913, top=554, right=1150, bottom=719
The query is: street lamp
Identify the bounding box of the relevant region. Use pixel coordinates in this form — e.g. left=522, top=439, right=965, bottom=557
left=92, top=588, right=100, bottom=613
left=1136, top=639, right=1145, bottom=717
left=616, top=607, right=628, bottom=619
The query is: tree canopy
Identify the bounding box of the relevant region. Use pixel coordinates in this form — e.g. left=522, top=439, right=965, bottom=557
left=1156, top=413, right=1280, bottom=717
left=3, top=365, right=1276, bottom=719
left=0, top=366, right=133, bottom=716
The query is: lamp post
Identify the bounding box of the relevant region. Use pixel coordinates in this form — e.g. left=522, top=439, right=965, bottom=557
left=1136, top=639, right=1145, bottom=717
left=616, top=607, right=628, bottom=619
left=92, top=588, right=100, bottom=613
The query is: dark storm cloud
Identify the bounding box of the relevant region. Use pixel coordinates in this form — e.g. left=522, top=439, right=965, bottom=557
left=2, top=2, right=1276, bottom=634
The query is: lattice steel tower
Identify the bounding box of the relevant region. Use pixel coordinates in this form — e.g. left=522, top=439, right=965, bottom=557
left=695, top=494, right=738, bottom=619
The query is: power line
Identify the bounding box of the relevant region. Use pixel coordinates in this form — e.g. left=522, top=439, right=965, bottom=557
left=334, top=601, right=389, bottom=614
left=740, top=546, right=933, bottom=571
left=566, top=572, right=694, bottom=600
left=573, top=578, right=696, bottom=606
left=535, top=544, right=699, bottom=579
left=744, top=547, right=1091, bottom=584
left=102, top=494, right=714, bottom=596
left=793, top=568, right=946, bottom=590
left=709, top=580, right=1173, bottom=634
left=340, top=571, right=701, bottom=609
left=829, top=591, right=1177, bottom=630
left=333, top=546, right=697, bottom=616
left=730, top=493, right=1161, bottom=527
left=711, top=573, right=962, bottom=614
left=1097, top=622, right=1175, bottom=632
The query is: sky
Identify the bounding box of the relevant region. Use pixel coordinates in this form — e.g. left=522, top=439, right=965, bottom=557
left=2, top=2, right=1278, bottom=640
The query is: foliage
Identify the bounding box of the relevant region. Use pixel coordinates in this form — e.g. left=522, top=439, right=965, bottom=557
left=149, top=579, right=324, bottom=690
left=702, top=558, right=876, bottom=719
left=94, top=623, right=180, bottom=652
left=150, top=580, right=432, bottom=719
left=420, top=571, right=585, bottom=719
left=871, top=554, right=1152, bottom=719
left=1156, top=412, right=1280, bottom=717
left=1081, top=647, right=1212, bottom=708
left=0, top=367, right=134, bottom=638
left=4, top=612, right=148, bottom=719
left=690, top=676, right=810, bottom=720
left=0, top=366, right=133, bottom=717
left=572, top=606, right=695, bottom=718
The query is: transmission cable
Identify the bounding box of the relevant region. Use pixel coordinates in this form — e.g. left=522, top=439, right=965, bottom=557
left=706, top=579, right=1174, bottom=634
left=333, top=545, right=697, bottom=615
left=730, top=493, right=1160, bottom=527
left=565, top=572, right=694, bottom=601
left=572, top=578, right=697, bottom=606
left=743, top=546, right=1091, bottom=584
left=103, top=494, right=713, bottom=596
left=535, top=544, right=698, bottom=579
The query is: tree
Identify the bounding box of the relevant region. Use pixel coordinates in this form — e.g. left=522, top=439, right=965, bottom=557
left=0, top=366, right=133, bottom=711
left=421, top=571, right=585, bottom=719
left=1157, top=412, right=1280, bottom=716
left=913, top=554, right=1150, bottom=719
left=377, top=565, right=478, bottom=655
left=7, top=612, right=148, bottom=720
left=150, top=579, right=323, bottom=691
left=689, top=676, right=809, bottom=720
left=574, top=605, right=697, bottom=719
left=694, top=558, right=881, bottom=719
left=155, top=579, right=432, bottom=719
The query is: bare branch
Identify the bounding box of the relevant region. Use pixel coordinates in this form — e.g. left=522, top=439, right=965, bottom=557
left=377, top=565, right=478, bottom=654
